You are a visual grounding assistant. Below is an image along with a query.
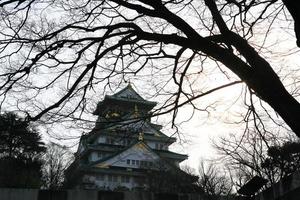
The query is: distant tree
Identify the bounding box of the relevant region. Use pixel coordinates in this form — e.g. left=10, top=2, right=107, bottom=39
left=197, top=160, right=233, bottom=200
left=0, top=112, right=45, bottom=159
left=215, top=129, right=300, bottom=191
left=144, top=161, right=199, bottom=193
left=262, top=141, right=300, bottom=180
left=42, top=142, right=73, bottom=189
left=0, top=112, right=45, bottom=188
left=215, top=130, right=278, bottom=188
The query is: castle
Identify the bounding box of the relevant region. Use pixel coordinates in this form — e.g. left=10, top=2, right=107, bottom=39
left=65, top=84, right=195, bottom=191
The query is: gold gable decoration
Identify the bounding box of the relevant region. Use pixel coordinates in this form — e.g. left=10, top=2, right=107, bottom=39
left=138, top=132, right=144, bottom=141
left=105, top=110, right=120, bottom=119
left=136, top=142, right=147, bottom=151
left=95, top=163, right=110, bottom=168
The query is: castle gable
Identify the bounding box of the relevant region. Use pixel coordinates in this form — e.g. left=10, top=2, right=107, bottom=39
left=93, top=142, right=160, bottom=168
left=112, top=84, right=144, bottom=101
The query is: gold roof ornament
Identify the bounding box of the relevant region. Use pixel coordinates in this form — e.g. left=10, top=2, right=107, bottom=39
left=105, top=111, right=120, bottom=119
left=95, top=163, right=110, bottom=168
left=138, top=132, right=144, bottom=141
left=111, top=112, right=120, bottom=117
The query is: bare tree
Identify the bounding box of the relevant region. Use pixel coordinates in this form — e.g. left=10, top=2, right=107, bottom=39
left=197, top=160, right=233, bottom=200
left=214, top=128, right=300, bottom=190
left=0, top=0, right=299, bottom=138
left=42, top=142, right=73, bottom=189
left=215, top=131, right=273, bottom=188
left=140, top=161, right=199, bottom=193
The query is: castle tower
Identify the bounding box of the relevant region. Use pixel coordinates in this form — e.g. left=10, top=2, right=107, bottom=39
left=65, top=85, right=194, bottom=191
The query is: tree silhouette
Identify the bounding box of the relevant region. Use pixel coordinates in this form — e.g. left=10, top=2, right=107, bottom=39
left=0, top=0, right=299, bottom=137
left=0, top=112, right=45, bottom=188
left=0, top=112, right=45, bottom=159
left=262, top=141, right=300, bottom=179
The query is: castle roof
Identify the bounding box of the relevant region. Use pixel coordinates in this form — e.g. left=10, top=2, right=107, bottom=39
left=93, top=84, right=157, bottom=115
left=87, top=119, right=176, bottom=144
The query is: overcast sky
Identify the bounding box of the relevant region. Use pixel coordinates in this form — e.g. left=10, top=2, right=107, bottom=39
left=1, top=0, right=300, bottom=172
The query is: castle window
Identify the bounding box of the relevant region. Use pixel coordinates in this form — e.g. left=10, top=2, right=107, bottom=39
left=121, top=175, right=130, bottom=183
left=121, top=139, right=131, bottom=146
left=132, top=160, right=136, bottom=165
left=97, top=152, right=104, bottom=158
left=108, top=175, right=112, bottom=182
left=97, top=174, right=104, bottom=181
left=113, top=175, right=118, bottom=182
left=145, top=161, right=150, bottom=167
left=155, top=143, right=165, bottom=150
left=97, top=136, right=106, bottom=144
left=98, top=152, right=111, bottom=159
left=106, top=137, right=115, bottom=144
left=126, top=159, right=130, bottom=165
left=159, top=144, right=164, bottom=150
left=127, top=94, right=133, bottom=99
left=149, top=162, right=153, bottom=167
left=107, top=175, right=118, bottom=182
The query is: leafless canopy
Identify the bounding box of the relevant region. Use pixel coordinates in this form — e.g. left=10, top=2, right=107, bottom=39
left=0, top=0, right=299, bottom=136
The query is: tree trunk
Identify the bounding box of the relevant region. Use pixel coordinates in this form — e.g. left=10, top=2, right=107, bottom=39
left=282, top=0, right=300, bottom=47
left=201, top=0, right=300, bottom=136
left=246, top=64, right=300, bottom=137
